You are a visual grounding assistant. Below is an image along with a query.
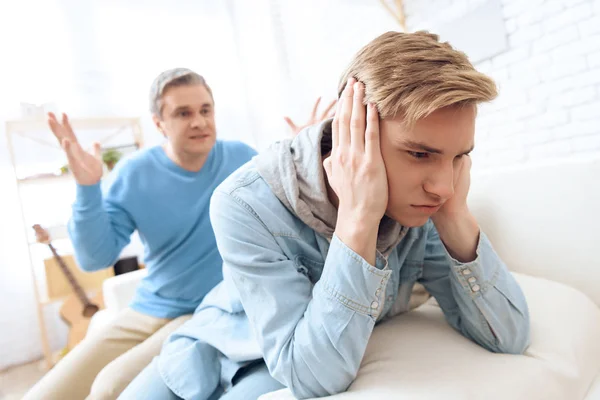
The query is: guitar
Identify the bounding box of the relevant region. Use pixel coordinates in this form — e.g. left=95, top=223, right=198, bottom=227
left=32, top=224, right=104, bottom=350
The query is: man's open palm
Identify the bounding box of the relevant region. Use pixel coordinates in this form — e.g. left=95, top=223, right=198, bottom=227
left=284, top=97, right=337, bottom=136
left=48, top=112, right=103, bottom=186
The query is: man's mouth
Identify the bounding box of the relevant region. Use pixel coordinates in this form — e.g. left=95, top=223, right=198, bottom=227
left=190, top=134, right=210, bottom=139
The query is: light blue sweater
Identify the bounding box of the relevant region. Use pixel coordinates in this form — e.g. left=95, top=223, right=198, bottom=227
left=68, top=140, right=257, bottom=318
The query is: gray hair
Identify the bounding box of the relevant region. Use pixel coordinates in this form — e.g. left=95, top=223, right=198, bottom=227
left=149, top=68, right=213, bottom=117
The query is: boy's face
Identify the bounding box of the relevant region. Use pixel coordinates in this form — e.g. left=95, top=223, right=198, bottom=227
left=379, top=105, right=476, bottom=227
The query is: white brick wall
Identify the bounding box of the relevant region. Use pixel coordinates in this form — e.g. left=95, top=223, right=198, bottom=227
left=405, top=0, right=600, bottom=169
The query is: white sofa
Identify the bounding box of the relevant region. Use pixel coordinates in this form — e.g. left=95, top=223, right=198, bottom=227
left=87, top=268, right=148, bottom=335
left=94, top=156, right=600, bottom=400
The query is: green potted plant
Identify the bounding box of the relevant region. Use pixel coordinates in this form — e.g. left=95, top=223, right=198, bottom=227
left=102, top=148, right=122, bottom=171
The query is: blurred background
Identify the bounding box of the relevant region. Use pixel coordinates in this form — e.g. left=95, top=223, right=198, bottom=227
left=0, top=0, right=598, bottom=395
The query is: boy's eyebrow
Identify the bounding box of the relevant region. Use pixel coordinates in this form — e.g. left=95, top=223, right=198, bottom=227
left=401, top=139, right=474, bottom=156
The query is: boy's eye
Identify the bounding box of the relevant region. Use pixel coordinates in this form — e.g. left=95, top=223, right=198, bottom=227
left=408, top=151, right=429, bottom=159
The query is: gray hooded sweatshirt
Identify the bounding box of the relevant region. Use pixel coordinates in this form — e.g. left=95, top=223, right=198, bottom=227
left=253, top=118, right=408, bottom=258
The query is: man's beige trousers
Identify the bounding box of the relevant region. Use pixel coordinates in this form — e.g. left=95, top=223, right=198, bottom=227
left=24, top=308, right=191, bottom=400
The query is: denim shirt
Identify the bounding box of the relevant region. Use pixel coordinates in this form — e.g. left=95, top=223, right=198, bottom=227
left=157, top=162, right=530, bottom=400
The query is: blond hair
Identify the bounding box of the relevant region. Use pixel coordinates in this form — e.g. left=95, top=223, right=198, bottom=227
left=338, top=31, right=497, bottom=127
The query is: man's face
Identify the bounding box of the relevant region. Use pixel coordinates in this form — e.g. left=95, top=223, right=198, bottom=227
left=154, top=84, right=216, bottom=156
left=379, top=105, right=476, bottom=227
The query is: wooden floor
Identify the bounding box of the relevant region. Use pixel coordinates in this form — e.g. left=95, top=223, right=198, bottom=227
left=0, top=360, right=46, bottom=400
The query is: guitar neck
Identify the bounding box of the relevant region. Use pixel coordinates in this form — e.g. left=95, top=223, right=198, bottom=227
left=47, top=244, right=92, bottom=307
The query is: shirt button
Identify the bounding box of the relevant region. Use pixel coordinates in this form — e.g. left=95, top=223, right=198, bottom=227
left=468, top=277, right=476, bottom=283
left=375, top=288, right=381, bottom=296
left=371, top=301, right=379, bottom=309
left=471, top=284, right=481, bottom=292
left=462, top=269, right=472, bottom=275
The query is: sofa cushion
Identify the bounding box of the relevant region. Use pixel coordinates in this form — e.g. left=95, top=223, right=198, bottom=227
left=260, top=273, right=600, bottom=400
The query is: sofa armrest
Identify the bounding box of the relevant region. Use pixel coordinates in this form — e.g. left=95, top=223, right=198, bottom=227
left=259, top=273, right=600, bottom=400
left=102, top=268, right=147, bottom=311
left=468, top=157, right=600, bottom=308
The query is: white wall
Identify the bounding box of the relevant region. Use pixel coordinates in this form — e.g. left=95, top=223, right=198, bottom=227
left=404, top=0, right=600, bottom=169
left=0, top=0, right=254, bottom=370
left=0, top=0, right=399, bottom=369
left=230, top=0, right=400, bottom=148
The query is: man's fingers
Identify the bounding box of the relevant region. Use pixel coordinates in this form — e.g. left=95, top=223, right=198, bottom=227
left=62, top=134, right=89, bottom=166
left=320, top=99, right=337, bottom=120
left=365, top=103, right=381, bottom=158
left=62, top=113, right=78, bottom=142
left=310, top=97, right=322, bottom=120
left=338, top=77, right=355, bottom=149
left=47, top=112, right=58, bottom=126
left=93, top=142, right=102, bottom=160
left=62, top=138, right=80, bottom=169
left=48, top=112, right=79, bottom=145
left=47, top=112, right=64, bottom=142
left=63, top=138, right=95, bottom=178
left=350, top=81, right=366, bottom=152
left=283, top=116, right=298, bottom=132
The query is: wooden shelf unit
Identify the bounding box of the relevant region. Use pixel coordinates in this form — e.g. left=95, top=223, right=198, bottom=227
left=5, top=116, right=143, bottom=369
